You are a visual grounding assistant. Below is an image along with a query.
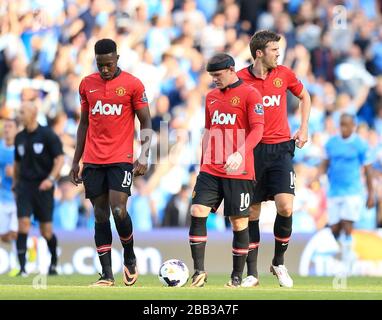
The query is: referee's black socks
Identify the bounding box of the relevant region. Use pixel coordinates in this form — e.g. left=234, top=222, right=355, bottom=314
left=16, top=233, right=28, bottom=272
left=46, top=234, right=58, bottom=266
left=273, top=213, right=292, bottom=266
left=189, top=216, right=207, bottom=272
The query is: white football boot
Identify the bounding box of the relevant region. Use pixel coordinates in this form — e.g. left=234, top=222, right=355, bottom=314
left=270, top=265, right=293, bottom=288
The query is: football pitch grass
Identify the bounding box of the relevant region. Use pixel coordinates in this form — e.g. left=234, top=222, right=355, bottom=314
left=0, top=274, right=381, bottom=300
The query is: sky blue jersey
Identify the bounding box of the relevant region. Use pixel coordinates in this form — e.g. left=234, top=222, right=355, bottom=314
left=325, top=134, right=371, bottom=197
left=0, top=139, right=14, bottom=202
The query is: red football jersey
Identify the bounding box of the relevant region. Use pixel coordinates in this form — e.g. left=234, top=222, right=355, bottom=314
left=237, top=65, right=303, bottom=144
left=79, top=71, right=148, bottom=164
left=201, top=80, right=264, bottom=180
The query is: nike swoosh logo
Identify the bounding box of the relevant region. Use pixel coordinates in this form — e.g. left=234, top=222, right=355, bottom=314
left=240, top=207, right=248, bottom=212
left=89, top=89, right=99, bottom=93
left=281, top=243, right=288, bottom=246
left=210, top=99, right=217, bottom=104
left=98, top=252, right=109, bottom=256
left=190, top=242, right=204, bottom=246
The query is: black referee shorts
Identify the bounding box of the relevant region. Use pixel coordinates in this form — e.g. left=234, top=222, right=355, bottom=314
left=82, top=163, right=134, bottom=199
left=16, top=182, right=54, bottom=223
left=253, top=139, right=296, bottom=203
left=192, top=171, right=255, bottom=217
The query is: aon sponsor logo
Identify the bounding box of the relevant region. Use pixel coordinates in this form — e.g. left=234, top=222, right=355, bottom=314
left=211, top=110, right=237, bottom=125
left=91, top=100, right=123, bottom=115
left=262, top=95, right=281, bottom=107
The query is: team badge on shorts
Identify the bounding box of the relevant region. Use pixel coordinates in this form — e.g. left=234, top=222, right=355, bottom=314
left=116, top=87, right=126, bottom=96
left=230, top=96, right=240, bottom=106
left=254, top=103, right=264, bottom=115
left=273, top=78, right=283, bottom=88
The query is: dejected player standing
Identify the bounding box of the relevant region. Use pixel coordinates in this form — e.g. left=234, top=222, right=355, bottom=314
left=321, top=114, right=374, bottom=275
left=70, top=39, right=152, bottom=287
left=237, top=30, right=311, bottom=288
left=189, top=53, right=264, bottom=287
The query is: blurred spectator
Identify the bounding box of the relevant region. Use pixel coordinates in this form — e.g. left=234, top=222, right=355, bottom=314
left=162, top=184, right=191, bottom=227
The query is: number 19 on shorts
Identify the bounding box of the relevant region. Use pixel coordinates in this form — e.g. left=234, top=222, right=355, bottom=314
left=122, top=171, right=132, bottom=188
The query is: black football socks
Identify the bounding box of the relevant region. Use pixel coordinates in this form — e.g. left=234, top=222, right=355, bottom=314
left=273, top=213, right=292, bottom=266
left=247, top=220, right=260, bottom=278
left=189, top=216, right=207, bottom=272
left=95, top=221, right=113, bottom=278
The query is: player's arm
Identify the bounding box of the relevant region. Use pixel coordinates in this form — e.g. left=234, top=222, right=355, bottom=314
left=39, top=154, right=65, bottom=191
left=11, top=160, right=20, bottom=194
left=40, top=131, right=65, bottom=191
left=133, top=106, right=152, bottom=176
left=201, top=97, right=211, bottom=165
left=364, top=163, right=375, bottom=209
left=71, top=80, right=89, bottom=186
left=293, top=87, right=311, bottom=148
left=71, top=109, right=89, bottom=185
left=225, top=90, right=264, bottom=173
left=287, top=67, right=311, bottom=149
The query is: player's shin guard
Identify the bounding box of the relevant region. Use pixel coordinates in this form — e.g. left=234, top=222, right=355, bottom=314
left=16, top=233, right=28, bottom=272
left=273, top=213, right=292, bottom=266
left=189, top=216, right=207, bottom=271
left=247, top=220, right=260, bottom=277
left=232, top=228, right=249, bottom=279
left=95, top=221, right=113, bottom=277
left=46, top=234, right=58, bottom=266
left=114, top=211, right=136, bottom=266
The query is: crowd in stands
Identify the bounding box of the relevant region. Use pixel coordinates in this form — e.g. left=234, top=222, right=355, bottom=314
left=1, top=0, right=382, bottom=232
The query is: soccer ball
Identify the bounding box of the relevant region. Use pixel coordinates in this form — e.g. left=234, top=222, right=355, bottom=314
left=158, top=259, right=189, bottom=287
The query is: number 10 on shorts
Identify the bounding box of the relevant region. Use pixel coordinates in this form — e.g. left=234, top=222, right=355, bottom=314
left=240, top=193, right=250, bottom=211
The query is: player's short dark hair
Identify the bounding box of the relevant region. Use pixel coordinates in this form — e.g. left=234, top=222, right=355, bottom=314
left=340, top=113, right=355, bottom=123
left=94, top=39, right=117, bottom=55
left=206, top=53, right=235, bottom=72
left=249, top=30, right=281, bottom=58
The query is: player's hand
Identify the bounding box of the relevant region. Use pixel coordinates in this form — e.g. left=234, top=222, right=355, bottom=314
left=224, top=151, right=243, bottom=174
left=5, top=164, right=13, bottom=177
left=293, top=126, right=308, bottom=148
left=70, top=162, right=82, bottom=186
left=39, top=179, right=53, bottom=191
left=366, top=194, right=375, bottom=209
left=133, top=157, right=148, bottom=176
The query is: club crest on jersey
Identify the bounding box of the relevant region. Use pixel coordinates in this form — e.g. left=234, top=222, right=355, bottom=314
left=33, top=143, right=44, bottom=154
left=230, top=96, right=240, bottom=106
left=273, top=78, right=283, bottom=88
left=115, top=86, right=126, bottom=96
left=254, top=103, right=264, bottom=115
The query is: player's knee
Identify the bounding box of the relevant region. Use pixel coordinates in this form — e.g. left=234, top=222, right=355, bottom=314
left=277, top=205, right=293, bottom=217
left=249, top=204, right=261, bottom=220
left=229, top=216, right=248, bottom=231
left=94, top=206, right=110, bottom=223
left=41, top=229, right=52, bottom=240
left=112, top=206, right=126, bottom=220
left=191, top=205, right=209, bottom=218
left=18, top=220, right=30, bottom=233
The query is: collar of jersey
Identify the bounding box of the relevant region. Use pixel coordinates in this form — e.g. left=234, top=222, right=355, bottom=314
left=220, top=79, right=242, bottom=91
left=340, top=133, right=356, bottom=142
left=248, top=64, right=273, bottom=79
